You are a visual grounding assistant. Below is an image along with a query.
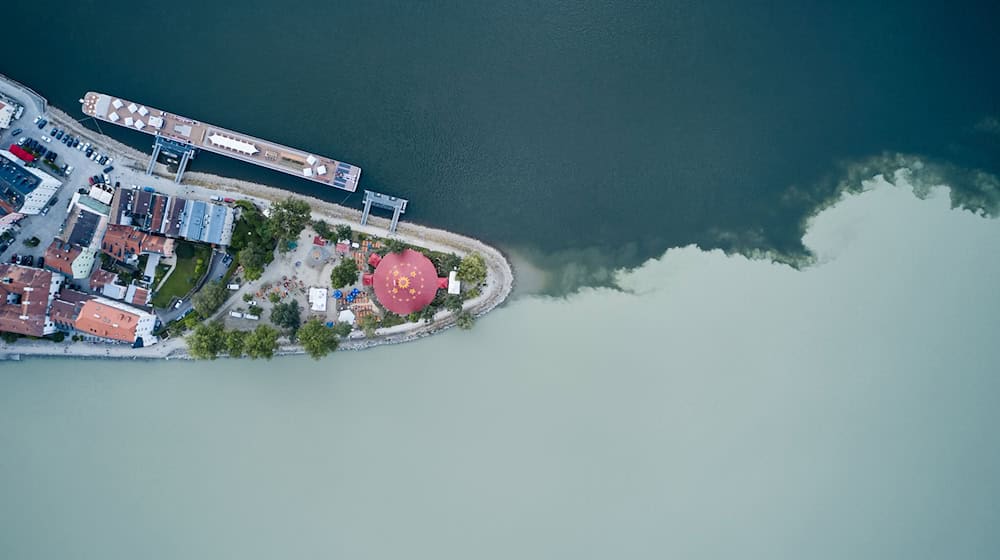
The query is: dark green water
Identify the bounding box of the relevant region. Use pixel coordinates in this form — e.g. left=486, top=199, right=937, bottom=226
left=5, top=1, right=999, bottom=281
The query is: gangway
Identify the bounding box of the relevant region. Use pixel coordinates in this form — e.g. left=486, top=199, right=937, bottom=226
left=360, top=190, right=408, bottom=234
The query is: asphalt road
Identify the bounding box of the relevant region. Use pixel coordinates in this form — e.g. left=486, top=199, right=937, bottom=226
left=155, top=250, right=233, bottom=324
left=0, top=85, right=117, bottom=266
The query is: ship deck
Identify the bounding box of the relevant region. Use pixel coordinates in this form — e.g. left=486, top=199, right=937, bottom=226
left=81, top=92, right=360, bottom=192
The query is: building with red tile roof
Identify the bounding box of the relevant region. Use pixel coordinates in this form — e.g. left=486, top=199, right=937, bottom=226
left=0, top=264, right=64, bottom=337
left=126, top=284, right=151, bottom=307
left=101, top=224, right=175, bottom=263
left=49, top=290, right=93, bottom=331
left=88, top=268, right=119, bottom=292
left=44, top=240, right=82, bottom=276
left=72, top=297, right=158, bottom=346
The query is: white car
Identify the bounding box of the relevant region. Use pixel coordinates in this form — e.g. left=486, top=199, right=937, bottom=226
left=41, top=135, right=51, bottom=143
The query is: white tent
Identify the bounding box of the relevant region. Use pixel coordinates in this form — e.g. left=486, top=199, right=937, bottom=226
left=338, top=309, right=356, bottom=325
left=207, top=134, right=259, bottom=155
left=148, top=116, right=164, bottom=129
left=316, top=165, right=327, bottom=175
left=108, top=112, right=120, bottom=122
left=127, top=102, right=137, bottom=113
left=134, top=120, right=145, bottom=130
left=308, top=287, right=328, bottom=312
left=306, top=155, right=317, bottom=165
left=124, top=117, right=134, bottom=127
left=137, top=106, right=149, bottom=116
left=112, top=99, right=124, bottom=109
left=302, top=168, right=313, bottom=177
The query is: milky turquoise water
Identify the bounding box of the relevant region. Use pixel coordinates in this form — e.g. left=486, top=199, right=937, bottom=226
left=2, top=178, right=999, bottom=558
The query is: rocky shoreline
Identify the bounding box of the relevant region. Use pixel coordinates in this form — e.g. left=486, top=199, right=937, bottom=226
left=0, top=102, right=514, bottom=361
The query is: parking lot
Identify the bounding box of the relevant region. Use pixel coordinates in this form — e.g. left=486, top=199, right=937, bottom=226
left=0, top=92, right=120, bottom=268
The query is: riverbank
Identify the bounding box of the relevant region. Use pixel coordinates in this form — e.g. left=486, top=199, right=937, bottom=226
left=0, top=95, right=514, bottom=361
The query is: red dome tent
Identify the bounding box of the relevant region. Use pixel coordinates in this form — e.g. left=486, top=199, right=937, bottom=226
left=371, top=249, right=444, bottom=315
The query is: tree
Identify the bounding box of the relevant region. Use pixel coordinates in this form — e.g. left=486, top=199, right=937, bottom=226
left=457, top=253, right=487, bottom=285
left=270, top=300, right=301, bottom=332
left=334, top=224, right=353, bottom=241
left=312, top=219, right=334, bottom=240
left=192, top=280, right=230, bottom=317
left=268, top=291, right=281, bottom=304
left=247, top=305, right=264, bottom=317
left=330, top=258, right=359, bottom=289
left=187, top=321, right=226, bottom=359
left=297, top=318, right=340, bottom=359
left=225, top=329, right=248, bottom=357
left=358, top=314, right=378, bottom=338
left=456, top=311, right=475, bottom=330
left=245, top=324, right=280, bottom=360
left=332, top=322, right=353, bottom=338
left=238, top=242, right=269, bottom=281
left=268, top=197, right=312, bottom=249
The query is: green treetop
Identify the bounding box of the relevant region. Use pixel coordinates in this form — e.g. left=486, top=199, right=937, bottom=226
left=268, top=197, right=312, bottom=249
left=457, top=253, right=487, bottom=286
left=187, top=321, right=226, bottom=359
left=297, top=318, right=340, bottom=360
left=244, top=324, right=280, bottom=360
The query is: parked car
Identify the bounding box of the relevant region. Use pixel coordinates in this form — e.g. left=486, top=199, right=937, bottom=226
left=10, top=128, right=22, bottom=136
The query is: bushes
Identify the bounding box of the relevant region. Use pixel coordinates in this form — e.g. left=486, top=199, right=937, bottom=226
left=457, top=253, right=486, bottom=285
left=456, top=311, right=475, bottom=330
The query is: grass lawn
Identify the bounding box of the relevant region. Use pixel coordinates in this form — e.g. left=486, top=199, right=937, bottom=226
left=151, top=242, right=211, bottom=308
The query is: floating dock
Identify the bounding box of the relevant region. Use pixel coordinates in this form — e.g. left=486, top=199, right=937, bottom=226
left=81, top=92, right=360, bottom=191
